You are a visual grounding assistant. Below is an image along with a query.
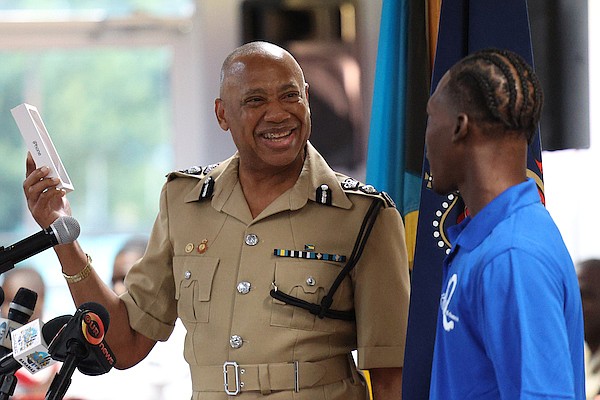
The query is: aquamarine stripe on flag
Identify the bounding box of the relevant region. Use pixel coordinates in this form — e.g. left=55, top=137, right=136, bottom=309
left=365, top=0, right=409, bottom=214
left=366, top=0, right=431, bottom=268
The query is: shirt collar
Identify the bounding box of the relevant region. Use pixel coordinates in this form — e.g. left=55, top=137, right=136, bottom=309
left=291, top=141, right=353, bottom=210
left=450, top=179, right=542, bottom=251
left=183, top=141, right=353, bottom=216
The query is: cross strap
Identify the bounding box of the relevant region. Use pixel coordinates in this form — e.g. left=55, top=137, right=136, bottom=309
left=270, top=198, right=384, bottom=321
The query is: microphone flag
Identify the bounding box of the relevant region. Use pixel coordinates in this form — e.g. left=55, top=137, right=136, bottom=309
left=10, top=319, right=56, bottom=374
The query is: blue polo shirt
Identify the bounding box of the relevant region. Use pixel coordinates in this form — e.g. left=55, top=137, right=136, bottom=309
left=429, top=179, right=585, bottom=399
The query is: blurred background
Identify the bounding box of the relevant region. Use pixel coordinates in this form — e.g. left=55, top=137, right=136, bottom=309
left=0, top=0, right=594, bottom=318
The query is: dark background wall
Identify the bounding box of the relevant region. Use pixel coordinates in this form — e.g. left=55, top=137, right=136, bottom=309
left=529, top=0, right=589, bottom=151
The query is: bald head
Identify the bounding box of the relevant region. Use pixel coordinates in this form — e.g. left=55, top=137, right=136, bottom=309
left=1, top=267, right=45, bottom=320
left=214, top=40, right=311, bottom=177
left=219, top=41, right=306, bottom=97
left=578, top=259, right=600, bottom=352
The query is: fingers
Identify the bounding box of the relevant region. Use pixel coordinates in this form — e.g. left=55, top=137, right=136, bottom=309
left=23, top=165, right=57, bottom=198
left=24, top=153, right=56, bottom=202
left=27, top=187, right=68, bottom=229
left=23, top=163, right=63, bottom=222
left=25, top=152, right=37, bottom=177
left=23, top=153, right=73, bottom=228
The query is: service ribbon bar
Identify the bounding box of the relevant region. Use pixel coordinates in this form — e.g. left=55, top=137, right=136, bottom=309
left=273, top=249, right=346, bottom=263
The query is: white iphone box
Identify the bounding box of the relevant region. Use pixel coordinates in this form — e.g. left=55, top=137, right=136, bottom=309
left=11, top=103, right=74, bottom=192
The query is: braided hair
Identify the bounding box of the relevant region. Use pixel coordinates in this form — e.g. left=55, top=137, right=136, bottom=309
left=445, top=48, right=543, bottom=143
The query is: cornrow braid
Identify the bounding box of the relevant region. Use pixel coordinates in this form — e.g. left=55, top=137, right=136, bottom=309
left=502, top=50, right=530, bottom=127
left=508, top=50, right=544, bottom=131
left=445, top=48, right=544, bottom=142
left=460, top=70, right=506, bottom=124
left=477, top=52, right=520, bottom=129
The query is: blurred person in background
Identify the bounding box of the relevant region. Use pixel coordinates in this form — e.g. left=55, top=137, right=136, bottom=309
left=577, top=259, right=600, bottom=400
left=1, top=267, right=45, bottom=321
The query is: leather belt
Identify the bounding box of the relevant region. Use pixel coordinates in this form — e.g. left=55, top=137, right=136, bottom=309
left=191, top=354, right=355, bottom=395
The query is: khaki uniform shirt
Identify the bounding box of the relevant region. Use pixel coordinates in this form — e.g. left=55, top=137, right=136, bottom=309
left=121, top=143, right=410, bottom=399
left=585, top=342, right=600, bottom=400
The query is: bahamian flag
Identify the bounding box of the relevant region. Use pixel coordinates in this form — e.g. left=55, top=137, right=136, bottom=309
left=402, top=1, right=545, bottom=399
left=365, top=0, right=441, bottom=268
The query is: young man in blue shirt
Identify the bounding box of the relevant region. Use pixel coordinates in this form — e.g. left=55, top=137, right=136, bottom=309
left=426, top=48, right=585, bottom=399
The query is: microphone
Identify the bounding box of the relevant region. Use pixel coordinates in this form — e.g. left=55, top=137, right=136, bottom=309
left=9, top=316, right=71, bottom=375
left=0, top=287, right=37, bottom=358
left=0, top=288, right=38, bottom=400
left=0, top=315, right=70, bottom=375
left=0, top=216, right=80, bottom=275
left=45, top=302, right=116, bottom=400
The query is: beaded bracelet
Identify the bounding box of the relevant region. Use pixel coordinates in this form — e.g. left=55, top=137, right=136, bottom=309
left=62, top=253, right=93, bottom=284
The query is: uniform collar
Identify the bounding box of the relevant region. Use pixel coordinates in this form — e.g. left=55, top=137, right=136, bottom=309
left=291, top=141, right=353, bottom=210
left=182, top=155, right=235, bottom=204
left=183, top=142, right=353, bottom=221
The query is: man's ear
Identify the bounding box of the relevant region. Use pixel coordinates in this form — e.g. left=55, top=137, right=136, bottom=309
left=214, top=98, right=229, bottom=131
left=453, top=113, right=469, bottom=142
left=304, top=83, right=311, bottom=115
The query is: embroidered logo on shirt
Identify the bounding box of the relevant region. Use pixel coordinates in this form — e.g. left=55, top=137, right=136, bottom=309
left=440, top=273, right=460, bottom=331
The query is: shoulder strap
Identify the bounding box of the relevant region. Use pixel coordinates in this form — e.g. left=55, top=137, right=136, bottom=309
left=270, top=198, right=384, bottom=321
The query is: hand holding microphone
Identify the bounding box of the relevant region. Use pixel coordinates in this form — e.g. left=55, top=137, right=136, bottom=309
left=0, top=216, right=80, bottom=275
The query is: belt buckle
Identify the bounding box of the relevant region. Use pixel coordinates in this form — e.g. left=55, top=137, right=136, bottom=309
left=223, top=361, right=241, bottom=395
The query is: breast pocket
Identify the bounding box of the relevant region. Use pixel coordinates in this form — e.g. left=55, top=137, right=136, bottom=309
left=173, top=256, right=219, bottom=323
left=270, top=260, right=353, bottom=332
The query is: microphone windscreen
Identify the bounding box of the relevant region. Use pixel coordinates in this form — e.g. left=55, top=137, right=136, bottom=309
left=51, top=216, right=80, bottom=245
left=78, top=302, right=110, bottom=331
left=11, top=287, right=37, bottom=317
left=42, top=315, right=71, bottom=343
left=47, top=303, right=116, bottom=376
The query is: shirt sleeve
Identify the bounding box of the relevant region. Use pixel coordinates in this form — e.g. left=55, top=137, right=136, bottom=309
left=352, top=205, right=411, bottom=369
left=121, top=182, right=178, bottom=341
left=479, top=249, right=576, bottom=398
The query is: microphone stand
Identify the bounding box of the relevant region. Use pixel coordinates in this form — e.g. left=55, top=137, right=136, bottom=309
left=0, top=374, right=17, bottom=400
left=45, top=340, right=87, bottom=400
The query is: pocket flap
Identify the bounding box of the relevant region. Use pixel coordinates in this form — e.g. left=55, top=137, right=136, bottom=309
left=274, top=260, right=339, bottom=295
left=173, top=256, right=219, bottom=301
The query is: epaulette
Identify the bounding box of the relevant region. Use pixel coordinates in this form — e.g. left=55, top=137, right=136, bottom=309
left=166, top=163, right=220, bottom=181
left=337, top=176, right=396, bottom=208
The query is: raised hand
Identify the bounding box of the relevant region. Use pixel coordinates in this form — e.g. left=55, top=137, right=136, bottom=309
left=23, top=152, right=73, bottom=229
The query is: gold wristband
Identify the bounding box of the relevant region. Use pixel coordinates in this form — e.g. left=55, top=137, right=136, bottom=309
left=63, top=254, right=93, bottom=284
